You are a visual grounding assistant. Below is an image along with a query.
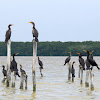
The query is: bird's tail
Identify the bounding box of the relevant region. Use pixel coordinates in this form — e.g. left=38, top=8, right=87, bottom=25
left=35, top=37, right=38, bottom=42
left=5, top=38, right=8, bottom=43
left=96, top=66, right=100, bottom=70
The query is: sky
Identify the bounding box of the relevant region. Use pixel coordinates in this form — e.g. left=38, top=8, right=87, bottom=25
left=0, top=0, right=100, bottom=42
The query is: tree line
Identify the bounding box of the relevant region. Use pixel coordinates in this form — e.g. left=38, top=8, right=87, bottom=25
left=0, top=41, right=100, bottom=56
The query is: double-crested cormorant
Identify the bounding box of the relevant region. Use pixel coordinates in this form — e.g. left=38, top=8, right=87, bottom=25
left=71, top=61, right=75, bottom=77
left=2, top=65, right=7, bottom=78
left=77, top=53, right=85, bottom=70
left=38, top=56, right=43, bottom=77
left=5, top=24, right=13, bottom=42
left=64, top=52, right=71, bottom=65
left=29, top=22, right=39, bottom=42
left=19, top=64, right=26, bottom=75
left=84, top=50, right=100, bottom=70
left=11, top=53, right=20, bottom=77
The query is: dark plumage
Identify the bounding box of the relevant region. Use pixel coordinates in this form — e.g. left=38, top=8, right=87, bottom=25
left=10, top=53, right=20, bottom=77
left=38, top=56, right=43, bottom=77
left=5, top=24, right=13, bottom=43
left=20, top=64, right=26, bottom=75
left=30, top=22, right=39, bottom=42
left=84, top=50, right=100, bottom=70
left=71, top=62, right=75, bottom=77
left=64, top=52, right=71, bottom=65
left=2, top=65, right=7, bottom=78
left=77, top=53, right=85, bottom=70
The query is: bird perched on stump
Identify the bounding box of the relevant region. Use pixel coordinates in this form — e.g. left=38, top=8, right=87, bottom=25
left=71, top=62, right=75, bottom=78
left=2, top=65, right=7, bottom=78
left=64, top=52, right=71, bottom=65
left=83, top=50, right=100, bottom=70
left=11, top=53, right=20, bottom=77
left=5, top=24, right=13, bottom=43
left=38, top=56, right=43, bottom=77
left=29, top=22, right=39, bottom=42
left=19, top=64, right=27, bottom=75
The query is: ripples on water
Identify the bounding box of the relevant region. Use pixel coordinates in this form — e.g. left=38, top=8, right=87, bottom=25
left=0, top=56, right=100, bottom=100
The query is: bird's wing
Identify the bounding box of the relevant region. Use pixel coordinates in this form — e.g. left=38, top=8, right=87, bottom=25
left=79, top=58, right=85, bottom=67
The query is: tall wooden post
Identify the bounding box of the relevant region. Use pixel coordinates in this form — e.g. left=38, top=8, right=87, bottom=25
left=68, top=61, right=71, bottom=81
left=80, top=66, right=83, bottom=84
left=90, top=70, right=94, bottom=90
left=85, top=70, right=89, bottom=87
left=32, top=39, right=37, bottom=92
left=6, top=39, right=11, bottom=87
left=78, top=65, right=81, bottom=78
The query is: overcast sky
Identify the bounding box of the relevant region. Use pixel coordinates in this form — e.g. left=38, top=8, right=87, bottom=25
left=0, top=0, right=100, bottom=42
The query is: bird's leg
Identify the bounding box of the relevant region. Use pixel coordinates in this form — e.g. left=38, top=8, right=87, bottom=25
left=90, top=70, right=94, bottom=91
left=85, top=70, right=89, bottom=87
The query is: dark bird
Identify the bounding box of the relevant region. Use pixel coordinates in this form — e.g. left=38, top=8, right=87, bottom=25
left=38, top=56, right=43, bottom=77
left=85, top=50, right=94, bottom=70
left=2, top=65, right=7, bottom=78
left=83, top=50, right=100, bottom=70
left=29, top=22, right=39, bottom=42
left=19, top=64, right=26, bottom=75
left=71, top=61, right=75, bottom=77
left=5, top=24, right=13, bottom=43
left=77, top=53, right=85, bottom=70
left=10, top=53, right=20, bottom=77
left=64, top=52, right=71, bottom=65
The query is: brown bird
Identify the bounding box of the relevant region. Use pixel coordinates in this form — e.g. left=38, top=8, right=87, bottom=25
left=64, top=52, right=71, bottom=65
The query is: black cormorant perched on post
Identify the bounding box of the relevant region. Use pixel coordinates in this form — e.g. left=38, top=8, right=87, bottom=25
left=64, top=52, right=71, bottom=65
left=71, top=61, right=75, bottom=77
left=77, top=53, right=85, bottom=70
left=29, top=22, right=39, bottom=42
left=2, top=65, right=7, bottom=78
left=83, top=50, right=100, bottom=70
left=5, top=24, right=13, bottom=43
left=19, top=64, right=26, bottom=75
left=11, top=53, right=20, bottom=77
left=38, top=56, right=43, bottom=77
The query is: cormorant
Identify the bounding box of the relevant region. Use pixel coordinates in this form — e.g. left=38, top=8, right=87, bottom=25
left=19, top=64, right=26, bottom=75
left=5, top=24, right=13, bottom=42
left=71, top=61, right=75, bottom=77
left=38, top=56, right=43, bottom=77
left=64, top=52, right=71, bottom=65
left=11, top=53, right=20, bottom=77
left=83, top=50, right=100, bottom=70
left=77, top=53, right=85, bottom=70
left=29, top=22, right=39, bottom=42
left=2, top=65, right=7, bottom=78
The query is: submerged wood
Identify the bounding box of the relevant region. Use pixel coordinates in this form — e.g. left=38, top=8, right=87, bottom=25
left=68, top=62, right=71, bottom=81
left=78, top=65, right=81, bottom=78
left=85, top=70, right=89, bottom=87
left=6, top=39, right=11, bottom=87
left=90, top=70, right=94, bottom=90
left=80, top=66, right=83, bottom=84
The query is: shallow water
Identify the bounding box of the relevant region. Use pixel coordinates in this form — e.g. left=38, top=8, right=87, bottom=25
left=0, top=56, right=100, bottom=100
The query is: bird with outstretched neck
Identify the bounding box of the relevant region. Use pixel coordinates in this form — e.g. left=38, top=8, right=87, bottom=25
left=29, top=22, right=39, bottom=42
left=2, top=65, right=7, bottom=78
left=77, top=53, right=85, bottom=70
left=11, top=53, right=20, bottom=77
left=5, top=24, right=13, bottom=43
left=64, top=52, right=71, bottom=65
left=38, top=56, right=43, bottom=77
left=83, top=50, right=100, bottom=70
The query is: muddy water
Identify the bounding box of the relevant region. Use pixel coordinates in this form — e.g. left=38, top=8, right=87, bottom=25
left=0, top=56, right=100, bottom=100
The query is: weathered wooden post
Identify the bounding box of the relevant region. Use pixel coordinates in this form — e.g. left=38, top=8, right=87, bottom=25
left=90, top=70, right=94, bottom=90
left=80, top=66, right=83, bottom=84
left=11, top=71, right=16, bottom=87
left=6, top=39, right=11, bottom=87
left=85, top=70, right=89, bottom=87
left=32, top=39, right=37, bottom=92
left=68, top=61, right=71, bottom=81
left=78, top=65, right=81, bottom=78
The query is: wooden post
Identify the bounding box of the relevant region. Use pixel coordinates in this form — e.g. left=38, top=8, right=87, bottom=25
left=90, top=70, right=94, bottom=90
left=11, top=71, right=15, bottom=87
left=68, top=62, right=71, bottom=81
left=20, top=75, right=24, bottom=89
left=85, top=70, right=89, bottom=87
left=6, top=39, right=11, bottom=87
left=72, top=75, right=74, bottom=82
left=80, top=66, right=83, bottom=84
left=32, top=39, right=37, bottom=92
left=78, top=65, right=81, bottom=78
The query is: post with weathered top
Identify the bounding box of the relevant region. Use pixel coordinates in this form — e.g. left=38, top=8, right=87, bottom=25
left=68, top=62, right=71, bottom=81
left=78, top=65, right=81, bottom=78
left=85, top=70, right=89, bottom=87
left=6, top=39, right=11, bottom=87
left=32, top=39, right=37, bottom=92
left=80, top=66, right=83, bottom=84
left=90, top=70, right=94, bottom=90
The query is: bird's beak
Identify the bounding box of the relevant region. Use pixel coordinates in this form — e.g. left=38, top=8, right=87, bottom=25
left=92, top=50, right=94, bottom=53
left=10, top=24, right=14, bottom=26
left=15, top=53, right=19, bottom=55
left=69, top=52, right=71, bottom=54
left=29, top=22, right=32, bottom=23
left=77, top=53, right=80, bottom=55
left=83, top=50, right=87, bottom=52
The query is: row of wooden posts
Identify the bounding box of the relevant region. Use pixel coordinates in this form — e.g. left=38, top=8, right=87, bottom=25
left=6, top=39, right=37, bottom=92
left=67, top=62, right=94, bottom=90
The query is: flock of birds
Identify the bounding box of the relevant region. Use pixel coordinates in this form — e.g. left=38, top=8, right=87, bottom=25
left=1, top=22, right=100, bottom=89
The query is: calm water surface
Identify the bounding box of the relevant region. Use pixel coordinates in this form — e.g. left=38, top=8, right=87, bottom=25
left=0, top=56, right=100, bottom=100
